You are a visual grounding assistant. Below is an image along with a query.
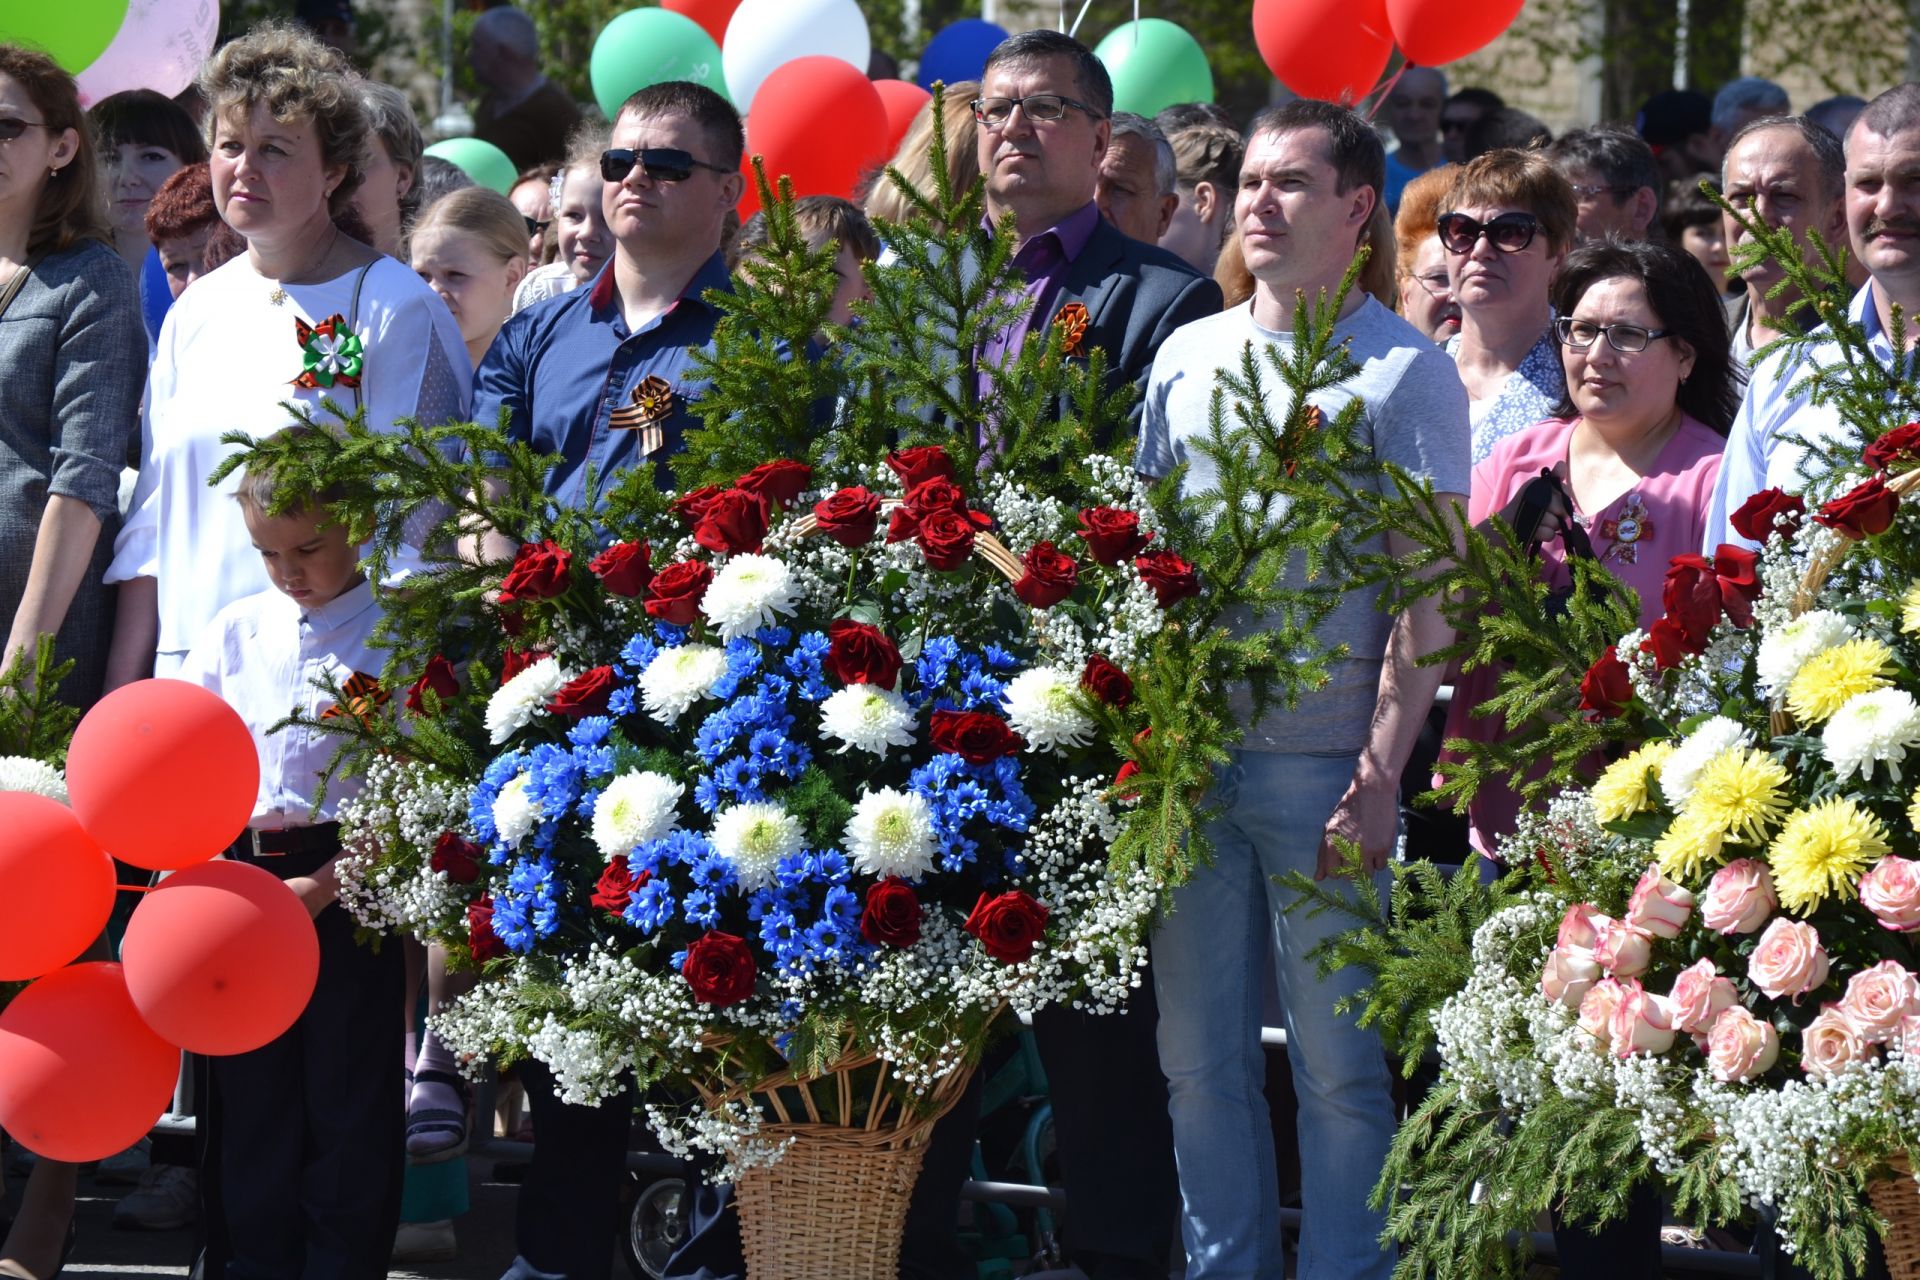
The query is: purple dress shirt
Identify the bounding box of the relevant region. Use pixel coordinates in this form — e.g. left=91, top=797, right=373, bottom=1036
left=977, top=200, right=1103, bottom=389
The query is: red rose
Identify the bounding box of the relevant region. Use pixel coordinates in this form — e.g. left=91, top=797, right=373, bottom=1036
left=1075, top=507, right=1150, bottom=565
left=672, top=486, right=724, bottom=525
left=929, top=709, right=1024, bottom=765
left=1814, top=475, right=1900, bottom=540
left=915, top=508, right=978, bottom=571
left=591, top=854, right=650, bottom=915
left=964, top=890, right=1050, bottom=963
left=549, top=665, right=617, bottom=718
left=498, top=539, right=572, bottom=605
left=468, top=897, right=507, bottom=962
left=903, top=478, right=968, bottom=515
left=1013, top=541, right=1079, bottom=608
left=1728, top=488, right=1805, bottom=543
left=812, top=486, right=883, bottom=547
left=682, top=930, right=757, bottom=1006
left=736, top=460, right=813, bottom=508
left=430, top=831, right=482, bottom=884
left=589, top=540, right=653, bottom=597
left=1865, top=422, right=1920, bottom=470
left=1134, top=550, right=1200, bottom=608
left=1578, top=646, right=1633, bottom=720
left=1710, top=543, right=1762, bottom=627
left=500, top=646, right=539, bottom=683
left=825, top=619, right=902, bottom=688
left=859, top=877, right=923, bottom=948
left=406, top=654, right=459, bottom=714
left=886, top=445, right=957, bottom=489
left=645, top=561, right=715, bottom=625
left=1639, top=616, right=1698, bottom=670
left=692, top=488, right=770, bottom=555
left=1113, top=759, right=1142, bottom=800
left=1081, top=654, right=1134, bottom=708
left=1662, top=554, right=1724, bottom=644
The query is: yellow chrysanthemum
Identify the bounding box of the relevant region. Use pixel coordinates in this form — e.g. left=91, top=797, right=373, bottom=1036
left=1655, top=810, right=1727, bottom=883
left=1686, top=747, right=1793, bottom=845
left=1767, top=797, right=1892, bottom=914
left=1785, top=637, right=1895, bottom=725
left=1590, top=742, right=1678, bottom=824
left=1903, top=583, right=1920, bottom=636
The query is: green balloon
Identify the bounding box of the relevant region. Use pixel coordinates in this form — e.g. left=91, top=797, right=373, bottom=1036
left=424, top=138, right=519, bottom=196
left=589, top=7, right=728, bottom=120
left=1093, top=19, right=1214, bottom=118
left=0, top=0, right=130, bottom=76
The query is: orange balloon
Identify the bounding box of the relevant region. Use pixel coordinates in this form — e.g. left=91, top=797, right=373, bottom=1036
left=0, top=792, right=115, bottom=981
left=745, top=56, right=891, bottom=200
left=1251, top=0, right=1394, bottom=103
left=0, top=963, right=178, bottom=1162
left=120, top=859, right=319, bottom=1056
left=872, top=78, right=932, bottom=153
left=1386, top=0, right=1524, bottom=66
left=66, top=678, right=259, bottom=871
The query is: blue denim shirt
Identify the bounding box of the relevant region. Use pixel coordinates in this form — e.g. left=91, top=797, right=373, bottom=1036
left=475, top=252, right=733, bottom=507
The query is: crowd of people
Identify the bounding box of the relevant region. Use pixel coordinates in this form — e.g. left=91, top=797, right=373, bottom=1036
left=0, top=6, right=1908, bottom=1280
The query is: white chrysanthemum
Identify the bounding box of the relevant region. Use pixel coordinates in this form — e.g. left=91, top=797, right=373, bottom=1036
left=710, top=801, right=805, bottom=889
left=818, top=684, right=917, bottom=756
left=590, top=771, right=684, bottom=858
left=638, top=644, right=729, bottom=725
left=699, top=554, right=803, bottom=642
left=1755, top=609, right=1854, bottom=697
left=486, top=657, right=569, bottom=745
left=1002, top=666, right=1096, bottom=753
left=1822, top=688, right=1920, bottom=782
left=0, top=756, right=66, bottom=804
left=493, top=774, right=542, bottom=847
left=1659, top=715, right=1753, bottom=809
left=844, top=787, right=938, bottom=879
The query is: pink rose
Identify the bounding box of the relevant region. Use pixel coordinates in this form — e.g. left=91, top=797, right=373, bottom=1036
left=1839, top=960, right=1920, bottom=1043
left=1748, top=917, right=1831, bottom=1001
left=1592, top=917, right=1655, bottom=977
left=1859, top=855, right=1920, bottom=932
left=1558, top=903, right=1607, bottom=951
left=1542, top=943, right=1602, bottom=1010
left=1578, top=978, right=1630, bottom=1048
left=1897, top=1014, right=1920, bottom=1053
left=1668, top=958, right=1739, bottom=1036
left=1801, top=1004, right=1872, bottom=1079
left=1701, top=859, right=1778, bottom=934
left=1706, top=1006, right=1781, bottom=1082
left=1626, top=863, right=1695, bottom=939
left=1607, top=979, right=1678, bottom=1058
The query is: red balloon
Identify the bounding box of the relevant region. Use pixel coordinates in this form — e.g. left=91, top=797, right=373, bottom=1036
left=66, top=678, right=259, bottom=871
left=0, top=792, right=115, bottom=981
left=1252, top=0, right=1394, bottom=103
left=662, top=0, right=741, bottom=47
left=121, top=859, right=319, bottom=1056
left=872, top=79, right=932, bottom=153
left=745, top=56, right=891, bottom=200
left=0, top=963, right=178, bottom=1162
left=1387, top=0, right=1524, bottom=66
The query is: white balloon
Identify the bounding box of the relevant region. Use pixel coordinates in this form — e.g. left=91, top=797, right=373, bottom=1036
left=75, top=0, right=218, bottom=106
left=723, top=0, right=870, bottom=117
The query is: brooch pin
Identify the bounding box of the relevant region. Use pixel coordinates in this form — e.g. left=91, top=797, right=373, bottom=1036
left=320, top=672, right=390, bottom=727
left=611, top=374, right=676, bottom=455
left=291, top=313, right=365, bottom=390
left=1052, top=302, right=1089, bottom=358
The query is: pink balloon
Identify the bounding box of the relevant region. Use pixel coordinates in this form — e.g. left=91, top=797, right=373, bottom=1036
left=0, top=792, right=115, bottom=982
left=75, top=0, right=218, bottom=105
left=872, top=79, right=932, bottom=153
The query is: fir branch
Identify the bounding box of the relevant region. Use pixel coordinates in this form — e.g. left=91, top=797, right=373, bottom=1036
left=0, top=637, right=79, bottom=766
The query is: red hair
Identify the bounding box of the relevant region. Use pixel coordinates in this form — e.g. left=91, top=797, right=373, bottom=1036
left=145, top=162, right=216, bottom=244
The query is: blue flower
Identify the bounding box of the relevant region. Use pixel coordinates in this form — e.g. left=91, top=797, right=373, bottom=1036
left=808, top=850, right=852, bottom=884
left=805, top=914, right=854, bottom=966
left=567, top=716, right=613, bottom=748
left=785, top=632, right=833, bottom=702
left=608, top=687, right=636, bottom=717
left=624, top=880, right=676, bottom=933
left=756, top=625, right=792, bottom=648
left=571, top=742, right=616, bottom=781
left=822, top=884, right=860, bottom=922
left=694, top=775, right=722, bottom=813
left=654, top=623, right=689, bottom=648
left=683, top=888, right=721, bottom=927
left=982, top=643, right=1018, bottom=670
left=916, top=635, right=962, bottom=691
left=690, top=854, right=737, bottom=894
left=710, top=638, right=765, bottom=701
left=496, top=855, right=563, bottom=950
left=957, top=669, right=1004, bottom=710
left=621, top=631, right=661, bottom=671
left=469, top=750, right=528, bottom=859
left=695, top=707, right=741, bottom=765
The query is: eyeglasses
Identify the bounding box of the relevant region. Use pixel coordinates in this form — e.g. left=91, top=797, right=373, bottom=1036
left=0, top=117, right=46, bottom=144
left=970, top=94, right=1104, bottom=126
left=1436, top=211, right=1542, bottom=255
left=599, top=147, right=731, bottom=184
left=1409, top=270, right=1454, bottom=299
left=1569, top=182, right=1633, bottom=202
left=523, top=216, right=551, bottom=236
left=1554, top=316, right=1676, bottom=353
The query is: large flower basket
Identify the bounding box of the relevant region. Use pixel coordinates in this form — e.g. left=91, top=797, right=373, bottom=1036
left=1871, top=1154, right=1920, bottom=1280
left=695, top=1047, right=977, bottom=1280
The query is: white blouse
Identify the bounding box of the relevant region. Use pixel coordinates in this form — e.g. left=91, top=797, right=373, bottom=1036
left=107, top=254, right=471, bottom=666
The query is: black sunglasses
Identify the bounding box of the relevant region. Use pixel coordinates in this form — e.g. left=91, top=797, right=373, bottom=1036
left=600, top=147, right=731, bottom=184
left=1437, top=210, right=1542, bottom=255
left=0, top=117, right=46, bottom=144
left=522, top=215, right=551, bottom=236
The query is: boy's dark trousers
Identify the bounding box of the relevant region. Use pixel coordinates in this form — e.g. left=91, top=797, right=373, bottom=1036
left=197, top=828, right=405, bottom=1280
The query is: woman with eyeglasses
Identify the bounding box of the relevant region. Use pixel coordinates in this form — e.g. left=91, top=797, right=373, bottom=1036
left=1394, top=165, right=1460, bottom=342
left=1440, top=149, right=1577, bottom=463
left=512, top=121, right=612, bottom=314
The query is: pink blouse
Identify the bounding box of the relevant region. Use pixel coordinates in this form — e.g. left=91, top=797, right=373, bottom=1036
left=1441, top=414, right=1724, bottom=857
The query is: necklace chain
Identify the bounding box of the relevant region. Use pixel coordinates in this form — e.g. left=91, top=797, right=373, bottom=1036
left=266, top=226, right=342, bottom=307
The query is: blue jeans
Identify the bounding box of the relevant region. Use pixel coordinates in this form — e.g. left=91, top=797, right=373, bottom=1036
left=1152, top=750, right=1396, bottom=1280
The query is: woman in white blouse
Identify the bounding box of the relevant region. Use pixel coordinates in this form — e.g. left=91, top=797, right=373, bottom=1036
left=104, top=23, right=471, bottom=685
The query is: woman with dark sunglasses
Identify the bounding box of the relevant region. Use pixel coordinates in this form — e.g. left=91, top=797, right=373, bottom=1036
left=1440, top=149, right=1578, bottom=464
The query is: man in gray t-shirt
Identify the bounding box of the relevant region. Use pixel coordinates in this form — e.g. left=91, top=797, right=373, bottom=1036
left=1136, top=99, right=1468, bottom=1280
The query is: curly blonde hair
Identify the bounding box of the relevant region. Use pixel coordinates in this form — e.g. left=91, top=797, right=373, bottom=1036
left=199, top=21, right=370, bottom=213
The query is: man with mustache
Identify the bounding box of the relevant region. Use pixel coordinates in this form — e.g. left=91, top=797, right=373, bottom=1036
left=1706, top=83, right=1920, bottom=549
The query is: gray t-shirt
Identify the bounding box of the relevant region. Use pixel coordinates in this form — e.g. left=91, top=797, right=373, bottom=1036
left=1137, top=296, right=1471, bottom=754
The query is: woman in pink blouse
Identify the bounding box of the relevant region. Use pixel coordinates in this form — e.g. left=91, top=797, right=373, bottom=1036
left=1443, top=238, right=1743, bottom=864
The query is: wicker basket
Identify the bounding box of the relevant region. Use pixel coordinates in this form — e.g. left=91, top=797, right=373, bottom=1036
left=788, top=499, right=1028, bottom=583
left=1869, top=1153, right=1920, bottom=1280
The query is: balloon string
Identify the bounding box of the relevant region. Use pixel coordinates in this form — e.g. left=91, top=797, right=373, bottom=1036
left=117, top=883, right=157, bottom=893
left=1066, top=0, right=1094, bottom=38
left=1364, top=61, right=1415, bottom=122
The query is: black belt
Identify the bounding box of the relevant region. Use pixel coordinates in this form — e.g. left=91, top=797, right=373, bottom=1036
left=229, top=822, right=342, bottom=880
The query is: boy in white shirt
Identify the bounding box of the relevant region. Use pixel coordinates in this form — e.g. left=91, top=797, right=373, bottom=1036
left=178, top=441, right=404, bottom=1280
